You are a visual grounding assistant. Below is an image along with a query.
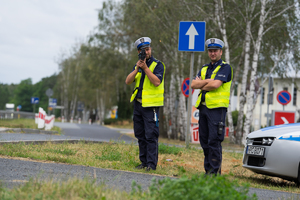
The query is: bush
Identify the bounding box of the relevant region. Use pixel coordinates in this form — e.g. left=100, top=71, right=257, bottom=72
left=227, top=110, right=245, bottom=127
left=135, top=174, right=257, bottom=200
left=103, top=118, right=119, bottom=125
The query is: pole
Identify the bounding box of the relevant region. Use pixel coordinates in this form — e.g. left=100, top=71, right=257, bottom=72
left=186, top=52, right=194, bottom=148
left=266, top=75, right=271, bottom=126
left=259, top=83, right=262, bottom=129
left=48, top=98, right=50, bottom=115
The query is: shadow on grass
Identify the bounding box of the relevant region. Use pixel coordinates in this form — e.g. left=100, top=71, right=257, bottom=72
left=234, top=174, right=299, bottom=189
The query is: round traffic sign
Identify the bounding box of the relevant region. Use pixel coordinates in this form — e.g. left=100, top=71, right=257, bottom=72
left=46, top=88, right=53, bottom=97
left=181, top=77, right=194, bottom=97
left=277, top=90, right=291, bottom=105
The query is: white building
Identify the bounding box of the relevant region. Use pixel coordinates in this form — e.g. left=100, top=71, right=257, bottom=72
left=236, top=77, right=300, bottom=131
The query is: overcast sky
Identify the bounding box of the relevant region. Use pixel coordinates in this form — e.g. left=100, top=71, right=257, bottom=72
left=0, top=0, right=104, bottom=85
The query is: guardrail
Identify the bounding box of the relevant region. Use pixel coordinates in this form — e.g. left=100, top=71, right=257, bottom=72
left=0, top=110, right=35, bottom=119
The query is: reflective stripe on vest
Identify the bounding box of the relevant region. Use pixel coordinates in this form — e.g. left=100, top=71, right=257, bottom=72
left=195, top=61, right=232, bottom=109
left=130, top=61, right=165, bottom=107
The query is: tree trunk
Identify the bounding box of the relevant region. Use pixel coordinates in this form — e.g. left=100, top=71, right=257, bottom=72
left=235, top=21, right=251, bottom=145
left=242, top=0, right=267, bottom=145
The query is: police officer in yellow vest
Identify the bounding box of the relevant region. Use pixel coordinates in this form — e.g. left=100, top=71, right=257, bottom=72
left=125, top=37, right=165, bottom=171
left=191, top=38, right=232, bottom=175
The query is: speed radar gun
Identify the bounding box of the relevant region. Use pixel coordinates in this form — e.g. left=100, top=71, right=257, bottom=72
left=138, top=48, right=146, bottom=60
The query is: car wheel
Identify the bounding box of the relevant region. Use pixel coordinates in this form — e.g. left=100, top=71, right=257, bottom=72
left=297, top=162, right=300, bottom=187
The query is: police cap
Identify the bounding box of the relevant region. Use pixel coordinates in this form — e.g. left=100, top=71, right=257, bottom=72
left=205, top=38, right=224, bottom=49
left=134, top=37, right=151, bottom=50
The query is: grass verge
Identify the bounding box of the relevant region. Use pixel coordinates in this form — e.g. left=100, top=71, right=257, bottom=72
left=0, top=119, right=62, bottom=134
left=0, top=174, right=256, bottom=200
left=0, top=141, right=299, bottom=195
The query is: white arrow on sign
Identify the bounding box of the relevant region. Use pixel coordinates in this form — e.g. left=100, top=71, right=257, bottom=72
left=281, top=117, right=289, bottom=124
left=185, top=24, right=199, bottom=49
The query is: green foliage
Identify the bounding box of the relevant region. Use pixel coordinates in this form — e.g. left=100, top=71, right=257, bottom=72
left=229, top=110, right=245, bottom=127
left=117, top=91, right=133, bottom=119
left=140, top=175, right=257, bottom=200
left=103, top=118, right=119, bottom=125
left=12, top=78, right=33, bottom=112
left=32, top=74, right=58, bottom=114
left=0, top=75, right=58, bottom=115
left=0, top=84, right=14, bottom=110
left=158, top=144, right=182, bottom=155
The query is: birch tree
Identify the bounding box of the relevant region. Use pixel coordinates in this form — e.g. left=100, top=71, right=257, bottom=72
left=242, top=0, right=297, bottom=145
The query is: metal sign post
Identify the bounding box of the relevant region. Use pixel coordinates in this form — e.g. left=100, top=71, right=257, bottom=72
left=178, top=21, right=205, bottom=148
left=266, top=76, right=273, bottom=126
left=31, top=97, right=39, bottom=113
left=186, top=52, right=194, bottom=148
left=46, top=88, right=53, bottom=115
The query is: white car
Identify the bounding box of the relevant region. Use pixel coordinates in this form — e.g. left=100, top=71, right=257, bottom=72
left=242, top=123, right=300, bottom=185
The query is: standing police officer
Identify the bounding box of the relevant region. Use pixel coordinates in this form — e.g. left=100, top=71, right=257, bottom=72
left=125, top=37, right=165, bottom=171
left=191, top=38, right=232, bottom=175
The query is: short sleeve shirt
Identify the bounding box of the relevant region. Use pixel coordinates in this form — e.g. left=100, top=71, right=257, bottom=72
left=132, top=56, right=165, bottom=99
left=195, top=59, right=232, bottom=102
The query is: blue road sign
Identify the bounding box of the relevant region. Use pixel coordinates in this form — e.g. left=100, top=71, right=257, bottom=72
left=77, top=102, right=84, bottom=111
left=49, top=98, right=57, bottom=107
left=178, top=21, right=206, bottom=52
left=277, top=91, right=291, bottom=105
left=31, top=97, right=39, bottom=104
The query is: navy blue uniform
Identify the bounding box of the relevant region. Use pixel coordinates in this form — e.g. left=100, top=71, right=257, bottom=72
left=132, top=56, right=164, bottom=170
left=196, top=59, right=232, bottom=174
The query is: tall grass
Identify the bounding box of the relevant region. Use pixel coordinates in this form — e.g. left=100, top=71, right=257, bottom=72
left=0, top=119, right=37, bottom=129
left=0, top=175, right=257, bottom=200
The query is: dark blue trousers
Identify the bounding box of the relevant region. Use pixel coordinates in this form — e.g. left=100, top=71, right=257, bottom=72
left=198, top=105, right=227, bottom=174
left=133, top=100, right=159, bottom=170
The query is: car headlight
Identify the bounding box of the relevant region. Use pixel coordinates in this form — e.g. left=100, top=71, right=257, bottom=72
left=246, top=138, right=253, bottom=145
left=262, top=137, right=274, bottom=145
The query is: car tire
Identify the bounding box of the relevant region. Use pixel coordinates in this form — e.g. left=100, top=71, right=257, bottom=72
left=297, top=162, right=300, bottom=187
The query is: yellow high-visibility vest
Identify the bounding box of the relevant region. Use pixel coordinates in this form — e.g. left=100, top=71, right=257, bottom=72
left=195, top=62, right=232, bottom=109
left=130, top=61, right=165, bottom=107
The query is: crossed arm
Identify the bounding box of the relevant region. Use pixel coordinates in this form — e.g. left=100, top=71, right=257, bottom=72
left=191, top=76, right=223, bottom=91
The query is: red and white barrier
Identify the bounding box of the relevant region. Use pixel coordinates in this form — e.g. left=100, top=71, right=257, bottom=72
left=45, top=115, right=55, bottom=130
left=62, top=116, right=65, bottom=123
left=37, top=107, right=55, bottom=130
left=38, top=107, right=46, bottom=129
left=70, top=117, right=73, bottom=123
left=78, top=118, right=81, bottom=124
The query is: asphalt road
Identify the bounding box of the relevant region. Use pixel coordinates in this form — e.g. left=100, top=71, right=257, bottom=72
left=55, top=122, right=137, bottom=144
left=0, top=122, right=299, bottom=199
